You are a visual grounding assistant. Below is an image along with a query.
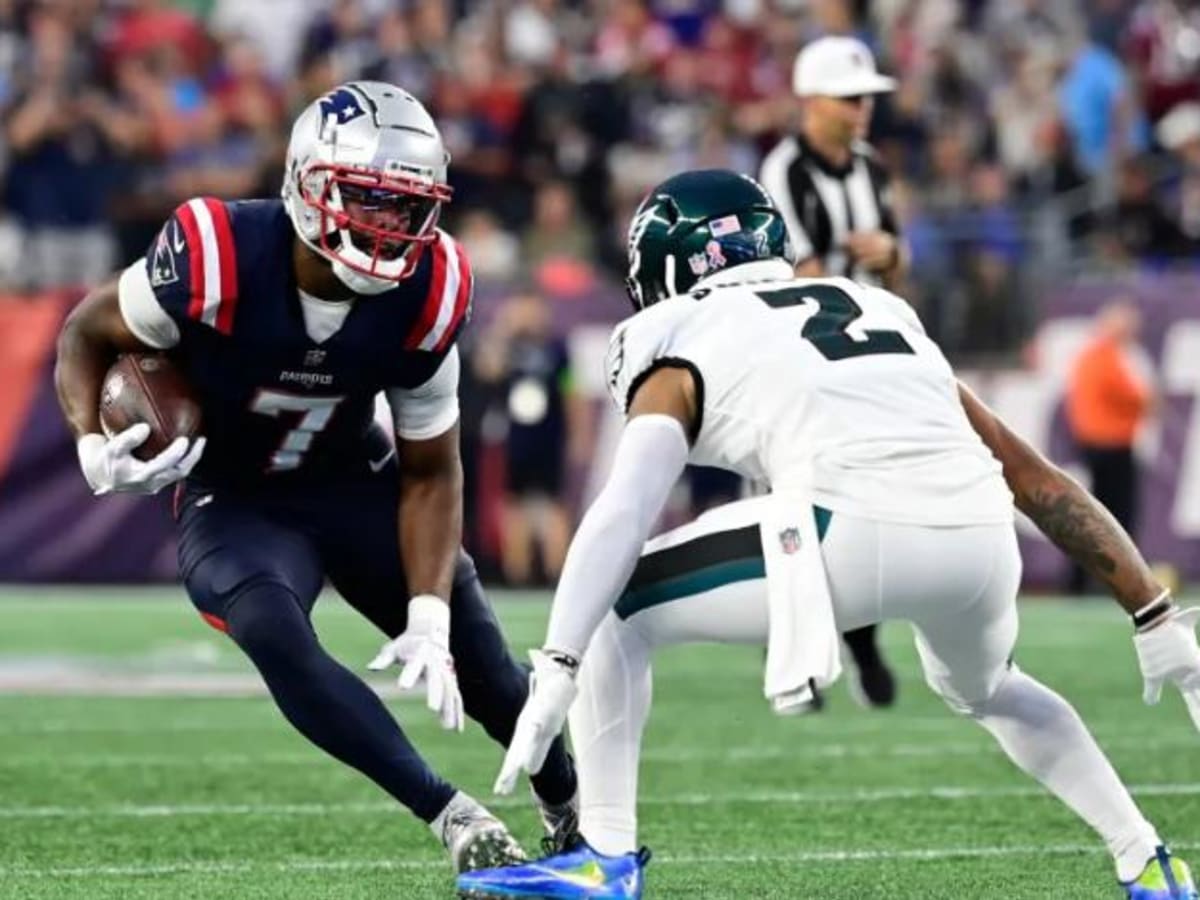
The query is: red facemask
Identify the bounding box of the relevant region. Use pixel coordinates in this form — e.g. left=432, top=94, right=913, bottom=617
left=300, top=163, right=453, bottom=282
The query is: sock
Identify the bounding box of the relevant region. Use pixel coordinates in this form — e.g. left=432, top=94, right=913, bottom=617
left=842, top=624, right=881, bottom=664
left=568, top=615, right=652, bottom=857
left=972, top=667, right=1159, bottom=882
left=226, top=581, right=456, bottom=823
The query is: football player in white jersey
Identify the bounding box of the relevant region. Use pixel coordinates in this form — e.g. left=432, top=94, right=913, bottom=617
left=456, top=170, right=1200, bottom=900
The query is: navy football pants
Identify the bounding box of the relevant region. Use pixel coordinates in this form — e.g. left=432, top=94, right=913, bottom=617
left=175, top=471, right=576, bottom=822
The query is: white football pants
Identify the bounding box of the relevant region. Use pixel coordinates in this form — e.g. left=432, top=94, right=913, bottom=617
left=569, top=496, right=1160, bottom=880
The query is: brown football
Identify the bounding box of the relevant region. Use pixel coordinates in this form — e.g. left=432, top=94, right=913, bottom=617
left=99, top=354, right=202, bottom=461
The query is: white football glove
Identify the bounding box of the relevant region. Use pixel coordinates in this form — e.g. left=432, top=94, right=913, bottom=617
left=494, top=649, right=579, bottom=795
left=1134, top=605, right=1200, bottom=733
left=368, top=595, right=463, bottom=732
left=77, top=423, right=205, bottom=495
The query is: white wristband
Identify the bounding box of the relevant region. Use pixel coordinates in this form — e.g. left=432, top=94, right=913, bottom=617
left=408, top=594, right=450, bottom=632
left=76, top=433, right=109, bottom=494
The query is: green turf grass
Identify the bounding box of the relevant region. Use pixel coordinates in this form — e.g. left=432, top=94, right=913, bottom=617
left=0, top=587, right=1197, bottom=898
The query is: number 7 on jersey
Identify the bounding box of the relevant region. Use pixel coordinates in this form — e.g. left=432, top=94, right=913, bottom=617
left=251, top=390, right=345, bottom=472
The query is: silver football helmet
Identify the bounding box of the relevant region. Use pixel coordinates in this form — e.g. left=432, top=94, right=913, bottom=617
left=282, top=81, right=452, bottom=295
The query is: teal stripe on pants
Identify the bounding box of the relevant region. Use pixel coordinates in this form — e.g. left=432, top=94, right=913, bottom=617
left=615, top=557, right=767, bottom=619
left=614, top=505, right=833, bottom=620
left=814, top=504, right=832, bottom=541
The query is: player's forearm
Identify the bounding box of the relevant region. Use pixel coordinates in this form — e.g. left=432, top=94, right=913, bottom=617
left=397, top=434, right=463, bottom=601
left=959, top=382, right=1162, bottom=613
left=545, top=415, right=689, bottom=658
left=1014, top=467, right=1161, bottom=615
left=55, top=278, right=150, bottom=439
left=544, top=489, right=649, bottom=659
left=55, top=303, right=121, bottom=439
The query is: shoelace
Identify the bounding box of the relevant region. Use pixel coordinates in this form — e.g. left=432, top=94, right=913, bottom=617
left=541, top=826, right=583, bottom=858
left=539, top=801, right=581, bottom=857
left=442, top=807, right=481, bottom=849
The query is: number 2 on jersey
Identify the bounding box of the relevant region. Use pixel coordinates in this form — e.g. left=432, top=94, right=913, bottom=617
left=251, top=390, right=345, bottom=472
left=755, top=284, right=914, bottom=361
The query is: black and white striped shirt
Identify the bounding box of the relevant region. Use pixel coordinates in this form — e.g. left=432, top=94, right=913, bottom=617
left=758, top=134, right=898, bottom=285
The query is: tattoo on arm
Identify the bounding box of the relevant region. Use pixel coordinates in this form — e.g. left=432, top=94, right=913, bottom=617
left=1022, top=486, right=1117, bottom=577
left=958, top=382, right=1160, bottom=615
left=1017, top=475, right=1155, bottom=614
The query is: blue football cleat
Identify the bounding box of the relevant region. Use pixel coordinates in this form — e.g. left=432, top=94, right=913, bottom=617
left=456, top=840, right=650, bottom=899
left=1124, top=847, right=1197, bottom=899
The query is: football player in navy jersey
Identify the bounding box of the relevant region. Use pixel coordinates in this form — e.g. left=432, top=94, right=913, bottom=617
left=53, top=81, right=577, bottom=871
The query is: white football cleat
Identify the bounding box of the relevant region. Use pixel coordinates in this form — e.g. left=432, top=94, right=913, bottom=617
left=434, top=792, right=527, bottom=873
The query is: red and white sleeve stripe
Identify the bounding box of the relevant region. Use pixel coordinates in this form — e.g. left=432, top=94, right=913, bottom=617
left=404, top=230, right=473, bottom=353
left=174, top=197, right=239, bottom=335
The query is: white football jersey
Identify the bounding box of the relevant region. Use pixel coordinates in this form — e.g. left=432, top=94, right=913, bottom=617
left=606, top=260, right=1013, bottom=526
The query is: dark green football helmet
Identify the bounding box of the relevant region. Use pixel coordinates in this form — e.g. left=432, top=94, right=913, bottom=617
left=624, top=169, right=795, bottom=310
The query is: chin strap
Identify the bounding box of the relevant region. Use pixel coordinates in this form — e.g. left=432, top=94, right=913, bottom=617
left=331, top=257, right=399, bottom=295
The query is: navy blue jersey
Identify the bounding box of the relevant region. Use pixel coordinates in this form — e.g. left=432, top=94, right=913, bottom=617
left=141, top=197, right=472, bottom=488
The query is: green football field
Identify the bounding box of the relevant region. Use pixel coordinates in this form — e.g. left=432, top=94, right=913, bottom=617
left=0, top=588, right=1197, bottom=899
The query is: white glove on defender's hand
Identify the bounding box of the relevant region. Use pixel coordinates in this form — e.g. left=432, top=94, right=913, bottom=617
left=368, top=595, right=463, bottom=732
left=77, top=424, right=205, bottom=495
left=494, top=650, right=579, bottom=795
left=1134, top=606, right=1200, bottom=732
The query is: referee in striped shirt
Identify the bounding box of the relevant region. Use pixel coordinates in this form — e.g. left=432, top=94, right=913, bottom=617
left=760, top=36, right=906, bottom=290
left=759, top=36, right=905, bottom=708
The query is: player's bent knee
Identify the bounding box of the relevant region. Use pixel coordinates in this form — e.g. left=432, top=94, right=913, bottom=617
left=593, top=611, right=651, bottom=659
left=452, top=549, right=479, bottom=587
left=925, top=660, right=1018, bottom=718
left=184, top=550, right=309, bottom=625
left=222, top=579, right=315, bottom=657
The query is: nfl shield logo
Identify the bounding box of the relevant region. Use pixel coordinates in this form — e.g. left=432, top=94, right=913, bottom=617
left=778, top=527, right=801, bottom=555
left=304, top=349, right=326, bottom=367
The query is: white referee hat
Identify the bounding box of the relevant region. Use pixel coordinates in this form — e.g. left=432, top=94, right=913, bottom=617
left=793, top=36, right=897, bottom=98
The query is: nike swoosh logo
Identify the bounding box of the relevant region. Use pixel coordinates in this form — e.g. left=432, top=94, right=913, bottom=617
left=367, top=450, right=395, bottom=473
left=172, top=222, right=185, bottom=254
left=195, top=494, right=214, bottom=507
left=525, top=863, right=607, bottom=889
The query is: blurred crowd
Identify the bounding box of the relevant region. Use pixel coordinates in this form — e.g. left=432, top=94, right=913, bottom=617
left=1, top=0, right=1199, bottom=345
left=2, top=0, right=1200, bottom=579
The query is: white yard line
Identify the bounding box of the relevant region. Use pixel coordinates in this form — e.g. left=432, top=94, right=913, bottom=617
left=5, top=841, right=1200, bottom=880
left=1, top=783, right=1198, bottom=820
left=0, top=734, right=1194, bottom=769
left=0, top=712, right=1190, bottom=738
left=0, top=719, right=289, bottom=736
